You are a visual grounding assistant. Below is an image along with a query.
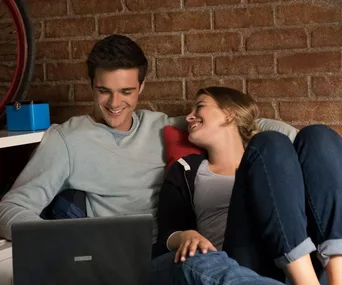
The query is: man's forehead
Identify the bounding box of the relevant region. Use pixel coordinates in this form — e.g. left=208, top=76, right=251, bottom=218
left=93, top=69, right=140, bottom=87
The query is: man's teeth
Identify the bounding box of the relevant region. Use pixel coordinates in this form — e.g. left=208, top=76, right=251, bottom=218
left=109, top=108, right=123, bottom=114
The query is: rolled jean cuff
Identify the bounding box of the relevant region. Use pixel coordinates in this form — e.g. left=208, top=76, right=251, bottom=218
left=317, top=239, right=342, bottom=268
left=274, top=237, right=316, bottom=268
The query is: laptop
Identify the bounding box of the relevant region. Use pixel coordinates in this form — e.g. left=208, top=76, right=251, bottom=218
left=11, top=214, right=153, bottom=285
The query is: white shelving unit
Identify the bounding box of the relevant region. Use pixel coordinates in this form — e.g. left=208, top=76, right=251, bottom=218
left=0, top=130, right=45, bottom=149
left=0, top=130, right=45, bottom=284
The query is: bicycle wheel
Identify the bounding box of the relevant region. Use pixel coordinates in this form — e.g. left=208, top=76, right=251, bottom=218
left=0, top=0, right=35, bottom=128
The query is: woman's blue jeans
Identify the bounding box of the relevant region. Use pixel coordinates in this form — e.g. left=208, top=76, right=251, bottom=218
left=223, top=125, right=342, bottom=283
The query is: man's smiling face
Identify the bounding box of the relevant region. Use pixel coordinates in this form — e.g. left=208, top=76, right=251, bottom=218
left=92, top=68, right=144, bottom=131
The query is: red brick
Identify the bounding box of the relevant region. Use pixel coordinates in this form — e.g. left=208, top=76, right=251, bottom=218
left=186, top=79, right=243, bottom=99
left=248, top=78, right=308, bottom=98
left=46, top=62, right=88, bottom=81
left=155, top=103, right=187, bottom=116
left=32, top=64, right=45, bottom=81
left=330, top=125, right=342, bottom=135
left=290, top=124, right=306, bottom=131
left=216, top=55, right=274, bottom=76
left=184, top=101, right=195, bottom=114
left=72, top=40, right=97, bottom=59
left=278, top=52, right=340, bottom=74
left=312, top=26, right=342, bottom=47
left=26, top=84, right=70, bottom=102
left=70, top=0, right=123, bottom=15
left=248, top=0, right=274, bottom=2
left=186, top=0, right=240, bottom=7
left=50, top=105, right=93, bottom=124
left=36, top=41, right=70, bottom=60
left=257, top=102, right=275, bottom=119
left=312, top=76, right=342, bottom=97
left=74, top=84, right=93, bottom=102
left=99, top=14, right=152, bottom=35
left=0, top=43, right=16, bottom=61
left=34, top=21, right=43, bottom=39
left=136, top=35, right=181, bottom=55
left=146, top=57, right=154, bottom=79
left=0, top=23, right=16, bottom=42
left=46, top=18, right=95, bottom=38
left=155, top=11, right=210, bottom=32
left=276, top=3, right=340, bottom=25
left=0, top=63, right=15, bottom=82
left=280, top=101, right=342, bottom=122
left=143, top=81, right=183, bottom=100
left=247, top=29, right=307, bottom=51
left=28, top=0, right=67, bottom=18
left=136, top=102, right=156, bottom=111
left=157, top=57, right=212, bottom=77
left=185, top=32, right=241, bottom=53
left=215, top=7, right=273, bottom=29
left=0, top=86, right=10, bottom=100
left=126, top=0, right=179, bottom=11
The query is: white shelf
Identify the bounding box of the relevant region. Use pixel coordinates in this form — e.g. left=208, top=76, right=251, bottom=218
left=0, top=130, right=45, bottom=149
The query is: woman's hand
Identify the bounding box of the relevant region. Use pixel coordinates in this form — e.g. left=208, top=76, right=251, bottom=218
left=175, top=230, right=217, bottom=263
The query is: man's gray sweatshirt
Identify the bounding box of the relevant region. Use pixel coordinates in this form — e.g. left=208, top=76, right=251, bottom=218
left=0, top=110, right=184, bottom=241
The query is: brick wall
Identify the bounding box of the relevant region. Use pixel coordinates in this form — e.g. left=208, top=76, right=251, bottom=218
left=25, top=0, right=342, bottom=133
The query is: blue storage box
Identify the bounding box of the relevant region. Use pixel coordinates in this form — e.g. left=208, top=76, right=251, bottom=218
left=6, top=101, right=50, bottom=131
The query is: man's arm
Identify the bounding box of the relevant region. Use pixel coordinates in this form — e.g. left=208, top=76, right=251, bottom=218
left=0, top=126, right=70, bottom=240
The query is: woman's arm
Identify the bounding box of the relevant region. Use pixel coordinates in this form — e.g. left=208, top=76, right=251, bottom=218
left=157, top=163, right=216, bottom=262
left=157, top=175, right=196, bottom=254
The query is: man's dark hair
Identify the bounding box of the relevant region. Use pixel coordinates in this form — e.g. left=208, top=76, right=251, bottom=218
left=87, top=34, right=148, bottom=87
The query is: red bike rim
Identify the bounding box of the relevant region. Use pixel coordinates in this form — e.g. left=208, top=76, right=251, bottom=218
left=0, top=0, right=28, bottom=111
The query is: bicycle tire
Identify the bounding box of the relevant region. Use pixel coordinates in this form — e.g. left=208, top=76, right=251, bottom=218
left=0, top=0, right=35, bottom=128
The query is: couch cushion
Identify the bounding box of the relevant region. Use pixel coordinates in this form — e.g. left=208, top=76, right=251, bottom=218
left=163, top=125, right=205, bottom=169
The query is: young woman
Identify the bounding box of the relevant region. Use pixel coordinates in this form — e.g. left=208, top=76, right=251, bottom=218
left=156, top=87, right=342, bottom=285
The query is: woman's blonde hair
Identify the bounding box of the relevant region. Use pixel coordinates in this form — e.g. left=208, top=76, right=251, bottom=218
left=196, top=86, right=260, bottom=147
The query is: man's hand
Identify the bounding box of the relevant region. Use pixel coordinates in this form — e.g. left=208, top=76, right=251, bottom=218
left=175, top=230, right=217, bottom=263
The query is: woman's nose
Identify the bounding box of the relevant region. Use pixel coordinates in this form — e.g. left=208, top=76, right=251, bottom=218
left=186, top=110, right=195, bottom=122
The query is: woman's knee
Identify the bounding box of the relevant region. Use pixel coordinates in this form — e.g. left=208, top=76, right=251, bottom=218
left=294, top=125, right=342, bottom=159
left=247, top=131, right=294, bottom=158
left=294, top=125, right=341, bottom=151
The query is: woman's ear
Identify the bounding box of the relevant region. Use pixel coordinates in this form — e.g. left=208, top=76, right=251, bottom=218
left=224, top=109, right=235, bottom=124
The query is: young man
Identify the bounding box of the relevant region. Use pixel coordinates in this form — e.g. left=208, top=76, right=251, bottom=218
left=0, top=34, right=186, bottom=242
left=0, top=34, right=296, bottom=285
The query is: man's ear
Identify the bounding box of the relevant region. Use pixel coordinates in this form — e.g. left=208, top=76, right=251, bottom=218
left=139, top=81, right=145, bottom=95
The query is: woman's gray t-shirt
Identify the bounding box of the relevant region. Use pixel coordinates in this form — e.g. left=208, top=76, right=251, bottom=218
left=194, top=159, right=235, bottom=250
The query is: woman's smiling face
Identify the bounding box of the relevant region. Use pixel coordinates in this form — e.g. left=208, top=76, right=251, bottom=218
left=186, top=94, right=228, bottom=147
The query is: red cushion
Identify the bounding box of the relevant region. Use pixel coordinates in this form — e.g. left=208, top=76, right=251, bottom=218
left=163, top=126, right=205, bottom=169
